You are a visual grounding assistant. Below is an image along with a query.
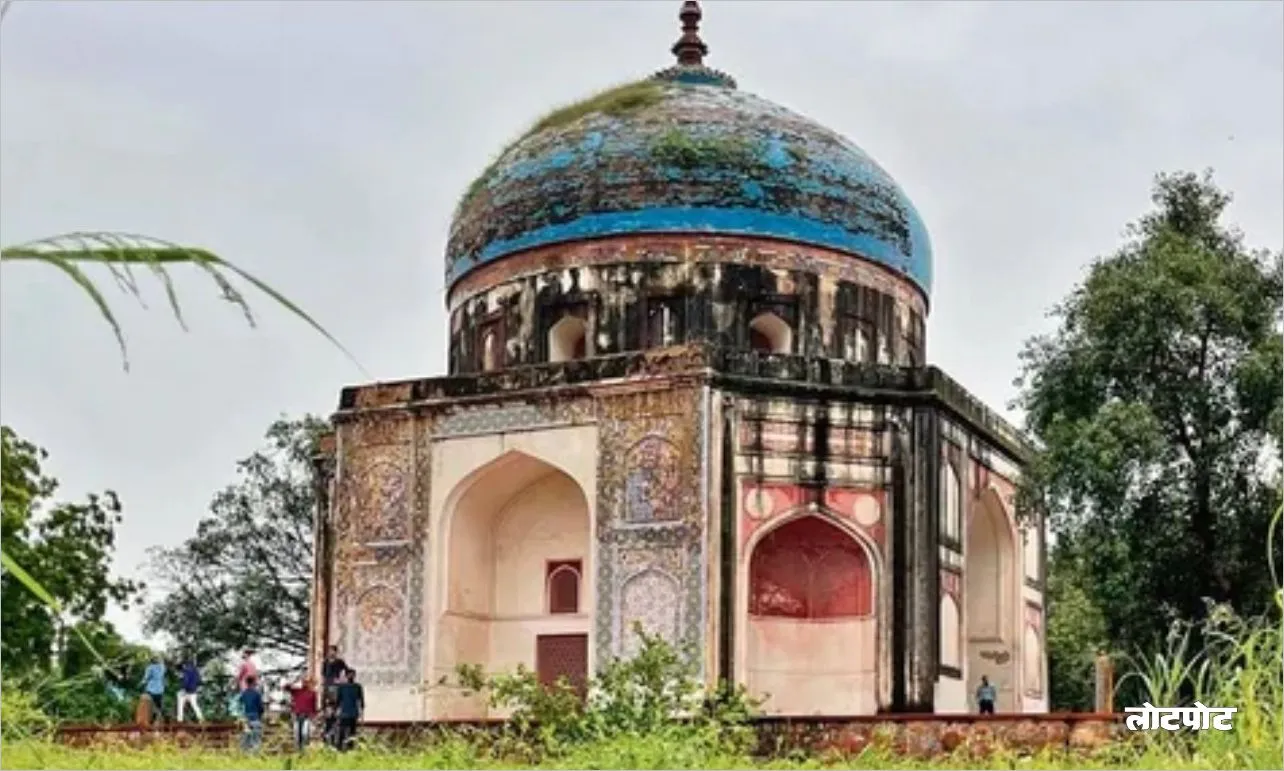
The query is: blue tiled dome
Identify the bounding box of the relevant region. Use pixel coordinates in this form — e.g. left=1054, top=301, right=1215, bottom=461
left=447, top=64, right=933, bottom=298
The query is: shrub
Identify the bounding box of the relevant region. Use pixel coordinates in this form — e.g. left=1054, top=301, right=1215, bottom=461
left=0, top=681, right=53, bottom=740
left=455, top=624, right=760, bottom=761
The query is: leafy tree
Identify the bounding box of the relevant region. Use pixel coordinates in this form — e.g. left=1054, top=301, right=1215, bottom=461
left=1016, top=170, right=1283, bottom=660
left=33, top=620, right=155, bottom=724
left=1043, top=547, right=1109, bottom=711
left=0, top=427, right=143, bottom=676
left=143, top=416, right=325, bottom=669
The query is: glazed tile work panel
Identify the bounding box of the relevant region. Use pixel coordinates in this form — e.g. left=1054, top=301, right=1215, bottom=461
left=594, top=387, right=707, bottom=671
left=596, top=387, right=704, bottom=530
left=613, top=544, right=695, bottom=659
left=331, top=414, right=427, bottom=687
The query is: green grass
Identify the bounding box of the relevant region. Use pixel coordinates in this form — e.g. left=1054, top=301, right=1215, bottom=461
left=525, top=79, right=664, bottom=137
left=2, top=732, right=1282, bottom=771
left=649, top=129, right=760, bottom=172
left=4, top=597, right=1279, bottom=770
left=456, top=79, right=666, bottom=211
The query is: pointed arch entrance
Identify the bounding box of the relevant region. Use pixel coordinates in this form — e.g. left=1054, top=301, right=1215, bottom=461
left=435, top=450, right=592, bottom=718
left=966, top=487, right=1017, bottom=712
left=744, top=513, right=877, bottom=715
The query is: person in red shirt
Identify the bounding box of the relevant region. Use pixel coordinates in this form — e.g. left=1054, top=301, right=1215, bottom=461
left=235, top=649, right=259, bottom=692
left=285, top=676, right=319, bottom=751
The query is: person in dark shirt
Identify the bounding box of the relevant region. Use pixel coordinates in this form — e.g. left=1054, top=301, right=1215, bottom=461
left=285, top=676, right=319, bottom=751
left=334, top=668, right=365, bottom=752
left=177, top=659, right=204, bottom=722
left=321, top=678, right=344, bottom=747
left=238, top=676, right=266, bottom=752
left=320, top=646, right=347, bottom=746
left=321, top=646, right=348, bottom=687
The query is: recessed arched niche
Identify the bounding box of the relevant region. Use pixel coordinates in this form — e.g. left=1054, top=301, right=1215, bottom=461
left=548, top=313, right=588, bottom=363
left=749, top=311, right=791, bottom=354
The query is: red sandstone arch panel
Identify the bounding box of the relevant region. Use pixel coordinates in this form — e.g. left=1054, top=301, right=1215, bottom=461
left=749, top=516, right=873, bottom=618
left=744, top=515, right=878, bottom=716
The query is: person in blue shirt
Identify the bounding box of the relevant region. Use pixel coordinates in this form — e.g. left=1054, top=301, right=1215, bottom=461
left=976, top=675, right=997, bottom=714
left=334, top=668, right=365, bottom=752
left=238, top=675, right=266, bottom=752
left=177, top=659, right=204, bottom=722
left=140, top=657, right=166, bottom=723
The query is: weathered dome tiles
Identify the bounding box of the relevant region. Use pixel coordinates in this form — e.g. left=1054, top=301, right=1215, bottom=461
left=447, top=80, right=934, bottom=297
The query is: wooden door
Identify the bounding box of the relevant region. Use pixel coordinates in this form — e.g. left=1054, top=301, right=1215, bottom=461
left=536, top=633, right=588, bottom=696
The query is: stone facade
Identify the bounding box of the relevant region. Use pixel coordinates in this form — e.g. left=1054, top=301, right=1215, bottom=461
left=306, top=1, right=1046, bottom=721
left=307, top=343, right=1046, bottom=720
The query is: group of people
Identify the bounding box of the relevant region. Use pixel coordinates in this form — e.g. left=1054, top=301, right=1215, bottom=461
left=138, top=655, right=205, bottom=724
left=136, top=645, right=365, bottom=753
left=236, top=646, right=366, bottom=752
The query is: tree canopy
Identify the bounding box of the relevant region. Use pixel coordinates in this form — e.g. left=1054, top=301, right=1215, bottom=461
left=1, top=426, right=143, bottom=677
left=143, top=415, right=325, bottom=670
left=1016, top=170, right=1283, bottom=696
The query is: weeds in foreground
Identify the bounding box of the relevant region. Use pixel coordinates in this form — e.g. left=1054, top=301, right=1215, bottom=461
left=3, top=734, right=1283, bottom=771
left=452, top=624, right=760, bottom=761
left=3, top=612, right=1280, bottom=770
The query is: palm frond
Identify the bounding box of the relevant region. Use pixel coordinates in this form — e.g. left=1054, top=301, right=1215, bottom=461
left=2, top=232, right=367, bottom=375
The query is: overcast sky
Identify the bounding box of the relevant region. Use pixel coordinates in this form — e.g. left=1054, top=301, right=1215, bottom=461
left=2, top=0, right=1281, bottom=643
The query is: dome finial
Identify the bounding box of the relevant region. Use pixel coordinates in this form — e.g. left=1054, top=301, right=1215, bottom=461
left=671, top=1, right=708, bottom=66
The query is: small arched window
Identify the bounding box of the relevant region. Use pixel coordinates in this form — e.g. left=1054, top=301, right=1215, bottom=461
left=940, top=460, right=962, bottom=543
left=748, top=312, right=791, bottom=354
left=646, top=299, right=681, bottom=347
left=481, top=329, right=500, bottom=372
left=876, top=334, right=891, bottom=365
left=842, top=318, right=875, bottom=363
left=547, top=560, right=582, bottom=615
left=549, top=314, right=588, bottom=363
left=901, top=334, right=918, bottom=366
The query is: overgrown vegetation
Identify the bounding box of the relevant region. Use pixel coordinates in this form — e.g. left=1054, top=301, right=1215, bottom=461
left=452, top=625, right=759, bottom=763
left=648, top=129, right=761, bottom=172
left=526, top=80, right=664, bottom=137
left=457, top=79, right=665, bottom=210
left=5, top=605, right=1282, bottom=769
left=1115, top=597, right=1282, bottom=764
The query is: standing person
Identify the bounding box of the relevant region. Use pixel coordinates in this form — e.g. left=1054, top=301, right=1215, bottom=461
left=321, top=676, right=339, bottom=748
left=140, top=656, right=166, bottom=724
left=334, top=668, right=364, bottom=752
left=321, top=646, right=347, bottom=747
left=238, top=675, right=266, bottom=752
left=177, top=658, right=204, bottom=722
left=285, top=676, right=319, bottom=752
left=236, top=648, right=259, bottom=692
left=321, top=646, right=348, bottom=687
left=976, top=675, right=997, bottom=715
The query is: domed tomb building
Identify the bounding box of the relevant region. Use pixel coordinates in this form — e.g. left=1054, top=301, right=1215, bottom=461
left=308, top=2, right=1048, bottom=719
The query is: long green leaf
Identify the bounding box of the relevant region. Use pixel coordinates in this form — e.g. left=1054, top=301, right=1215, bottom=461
left=0, top=548, right=116, bottom=675
left=2, top=232, right=367, bottom=376
left=0, top=549, right=61, bottom=610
